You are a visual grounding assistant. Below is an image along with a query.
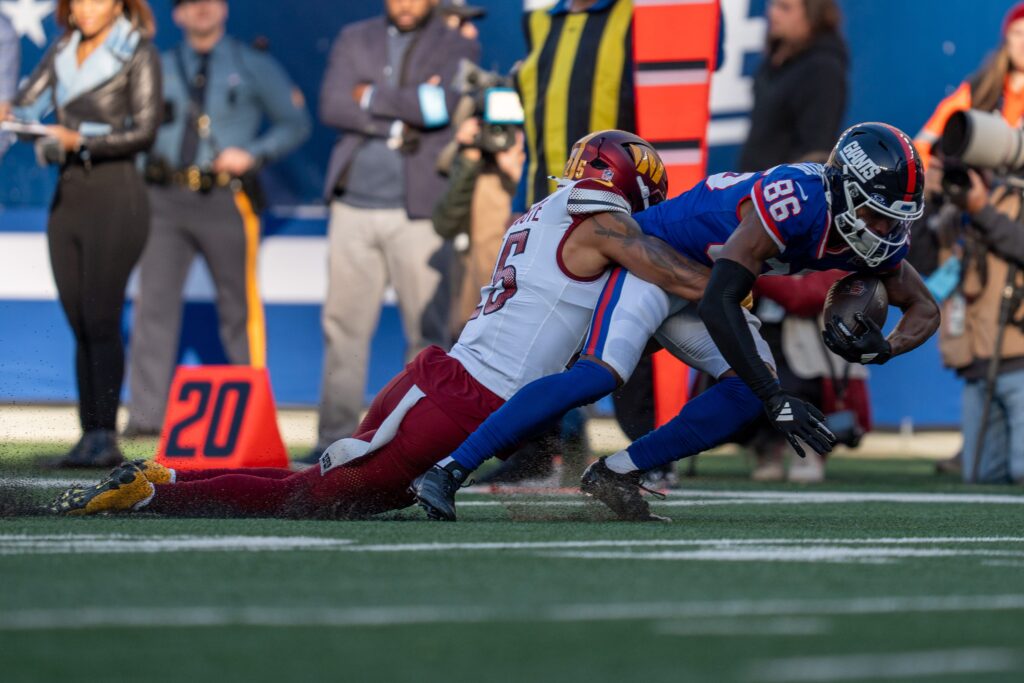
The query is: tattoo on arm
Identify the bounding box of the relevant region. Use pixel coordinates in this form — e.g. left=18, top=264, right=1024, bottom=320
left=591, top=212, right=710, bottom=299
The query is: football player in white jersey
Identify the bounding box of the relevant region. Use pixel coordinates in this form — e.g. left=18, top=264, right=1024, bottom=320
left=51, top=130, right=714, bottom=518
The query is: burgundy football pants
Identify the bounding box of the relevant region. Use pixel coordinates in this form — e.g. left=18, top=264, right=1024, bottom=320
left=146, top=366, right=475, bottom=518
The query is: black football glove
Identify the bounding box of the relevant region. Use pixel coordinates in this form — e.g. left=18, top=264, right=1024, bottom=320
left=822, top=313, right=893, bottom=365
left=764, top=392, right=836, bottom=458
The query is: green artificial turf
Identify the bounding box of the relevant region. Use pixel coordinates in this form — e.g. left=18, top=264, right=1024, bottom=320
left=1, top=451, right=1023, bottom=682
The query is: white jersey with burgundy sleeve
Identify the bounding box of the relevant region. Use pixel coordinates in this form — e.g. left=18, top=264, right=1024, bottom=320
left=447, top=178, right=631, bottom=400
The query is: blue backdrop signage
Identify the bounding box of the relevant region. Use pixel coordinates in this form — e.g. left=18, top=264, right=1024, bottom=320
left=0, top=0, right=1013, bottom=427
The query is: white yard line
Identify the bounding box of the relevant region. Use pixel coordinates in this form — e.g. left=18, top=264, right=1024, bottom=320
left=1, top=594, right=1024, bottom=632
left=982, top=559, right=1024, bottom=568
left=545, top=547, right=1024, bottom=564
left=665, top=489, right=1024, bottom=505
left=748, top=648, right=1023, bottom=682
left=2, top=477, right=90, bottom=488
left=654, top=616, right=830, bottom=637
left=2, top=534, right=1022, bottom=557
left=465, top=490, right=1024, bottom=506
left=0, top=535, right=353, bottom=555
left=334, top=537, right=1024, bottom=553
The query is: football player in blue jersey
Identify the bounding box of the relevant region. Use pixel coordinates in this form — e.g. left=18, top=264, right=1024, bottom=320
left=414, top=122, right=940, bottom=521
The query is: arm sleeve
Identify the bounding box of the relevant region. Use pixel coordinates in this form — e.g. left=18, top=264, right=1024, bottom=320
left=971, top=205, right=1024, bottom=264
left=367, top=37, right=480, bottom=129
left=243, top=54, right=312, bottom=163
left=698, top=258, right=780, bottom=401
left=84, top=42, right=162, bottom=159
left=318, top=27, right=392, bottom=138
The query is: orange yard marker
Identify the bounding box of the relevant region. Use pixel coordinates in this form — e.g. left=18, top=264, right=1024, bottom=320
left=155, top=366, right=288, bottom=470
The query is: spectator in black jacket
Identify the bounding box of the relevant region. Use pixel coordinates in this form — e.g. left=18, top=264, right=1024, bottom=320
left=738, top=0, right=848, bottom=171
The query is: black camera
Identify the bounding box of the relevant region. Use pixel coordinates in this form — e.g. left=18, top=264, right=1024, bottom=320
left=453, top=60, right=524, bottom=155
left=939, top=160, right=972, bottom=205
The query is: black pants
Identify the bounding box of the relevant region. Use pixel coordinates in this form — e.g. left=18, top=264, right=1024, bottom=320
left=48, top=161, right=149, bottom=431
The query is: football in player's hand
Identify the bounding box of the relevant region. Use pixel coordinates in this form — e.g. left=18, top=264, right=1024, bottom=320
left=822, top=273, right=888, bottom=337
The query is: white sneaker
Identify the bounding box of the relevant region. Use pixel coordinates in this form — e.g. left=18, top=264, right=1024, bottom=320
left=787, top=450, right=825, bottom=483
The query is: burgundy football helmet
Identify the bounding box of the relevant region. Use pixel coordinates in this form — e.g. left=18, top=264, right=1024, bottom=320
left=562, top=130, right=669, bottom=212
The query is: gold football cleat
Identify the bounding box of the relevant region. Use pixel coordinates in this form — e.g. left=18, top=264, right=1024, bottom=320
left=126, top=459, right=174, bottom=485
left=50, top=463, right=155, bottom=516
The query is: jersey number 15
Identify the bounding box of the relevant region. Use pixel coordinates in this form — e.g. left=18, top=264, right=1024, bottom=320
left=470, top=229, right=530, bottom=320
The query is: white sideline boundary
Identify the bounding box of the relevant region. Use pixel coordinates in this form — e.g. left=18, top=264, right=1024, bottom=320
left=0, top=535, right=354, bottom=555
left=2, top=594, right=1024, bottom=631
left=335, top=536, right=1024, bottom=553
left=462, top=490, right=1024, bottom=506
left=546, top=547, right=1024, bottom=564
left=3, top=535, right=1024, bottom=566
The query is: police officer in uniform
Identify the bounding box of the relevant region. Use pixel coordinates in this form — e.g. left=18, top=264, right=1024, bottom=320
left=125, top=0, right=311, bottom=435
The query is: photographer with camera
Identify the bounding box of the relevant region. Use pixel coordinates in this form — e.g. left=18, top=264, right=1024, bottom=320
left=434, top=62, right=525, bottom=331
left=940, top=144, right=1024, bottom=486
left=917, top=4, right=1024, bottom=485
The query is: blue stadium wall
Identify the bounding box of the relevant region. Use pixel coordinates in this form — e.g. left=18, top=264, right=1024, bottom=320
left=0, top=1, right=1013, bottom=427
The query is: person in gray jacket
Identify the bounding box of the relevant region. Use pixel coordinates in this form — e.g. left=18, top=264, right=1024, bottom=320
left=309, top=0, right=479, bottom=460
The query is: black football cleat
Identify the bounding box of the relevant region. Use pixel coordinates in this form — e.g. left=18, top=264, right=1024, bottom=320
left=580, top=458, right=671, bottom=522
left=411, top=464, right=467, bottom=522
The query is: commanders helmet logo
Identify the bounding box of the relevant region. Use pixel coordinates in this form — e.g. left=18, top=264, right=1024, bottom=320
left=628, top=144, right=665, bottom=185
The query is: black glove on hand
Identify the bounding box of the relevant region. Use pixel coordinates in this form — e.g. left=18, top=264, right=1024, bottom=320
left=764, top=392, right=837, bottom=458
left=822, top=313, right=893, bottom=365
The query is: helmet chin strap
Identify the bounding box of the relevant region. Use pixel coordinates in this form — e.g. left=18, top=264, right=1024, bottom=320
left=636, top=176, right=650, bottom=210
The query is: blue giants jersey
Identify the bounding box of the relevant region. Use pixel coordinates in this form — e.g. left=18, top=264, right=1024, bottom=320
left=633, top=163, right=908, bottom=275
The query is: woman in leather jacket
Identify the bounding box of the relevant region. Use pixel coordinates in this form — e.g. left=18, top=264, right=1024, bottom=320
left=12, top=0, right=161, bottom=467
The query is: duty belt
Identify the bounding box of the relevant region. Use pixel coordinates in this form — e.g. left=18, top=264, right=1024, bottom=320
left=171, top=166, right=238, bottom=193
